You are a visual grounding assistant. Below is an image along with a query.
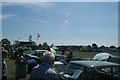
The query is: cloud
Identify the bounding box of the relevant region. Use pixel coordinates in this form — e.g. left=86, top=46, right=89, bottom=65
left=2, top=2, right=54, bottom=12
left=2, top=2, right=54, bottom=8
left=28, top=18, right=51, bottom=24
left=0, top=14, right=16, bottom=19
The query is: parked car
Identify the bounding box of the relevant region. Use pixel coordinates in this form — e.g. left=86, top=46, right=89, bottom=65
left=27, top=52, right=82, bottom=74
left=92, top=53, right=112, bottom=61
left=26, top=50, right=47, bottom=58
left=59, top=61, right=120, bottom=80
left=34, top=50, right=47, bottom=57
left=53, top=54, right=66, bottom=72
left=107, top=56, right=120, bottom=64
left=26, top=54, right=41, bottom=74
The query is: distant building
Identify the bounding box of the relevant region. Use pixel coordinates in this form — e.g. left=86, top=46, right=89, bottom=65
left=14, top=40, right=37, bottom=50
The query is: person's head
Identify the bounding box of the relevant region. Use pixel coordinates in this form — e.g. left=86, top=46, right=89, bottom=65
left=47, top=46, right=51, bottom=51
left=17, top=47, right=24, bottom=55
left=70, top=50, right=73, bottom=54
left=42, top=51, right=55, bottom=65
left=2, top=50, right=8, bottom=58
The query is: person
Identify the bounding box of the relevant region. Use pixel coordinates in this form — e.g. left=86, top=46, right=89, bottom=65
left=29, top=51, right=59, bottom=80
left=3, top=44, right=10, bottom=58
left=61, top=50, right=65, bottom=55
left=2, top=50, right=8, bottom=80
left=47, top=46, right=56, bottom=54
left=66, top=50, right=73, bottom=63
left=28, top=47, right=32, bottom=51
left=15, top=47, right=28, bottom=80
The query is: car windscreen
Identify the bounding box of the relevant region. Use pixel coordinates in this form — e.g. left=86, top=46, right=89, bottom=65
left=93, top=66, right=120, bottom=80
left=61, top=63, right=85, bottom=79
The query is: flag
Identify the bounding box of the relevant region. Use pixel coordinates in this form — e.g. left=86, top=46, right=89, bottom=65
left=29, top=35, right=32, bottom=39
left=29, top=35, right=32, bottom=42
left=36, top=34, right=40, bottom=40
left=18, top=37, right=20, bottom=40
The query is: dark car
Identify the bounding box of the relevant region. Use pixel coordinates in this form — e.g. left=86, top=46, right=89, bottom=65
left=26, top=50, right=47, bottom=57
left=107, top=56, right=120, bottom=64
left=59, top=61, right=120, bottom=80
left=27, top=54, right=42, bottom=74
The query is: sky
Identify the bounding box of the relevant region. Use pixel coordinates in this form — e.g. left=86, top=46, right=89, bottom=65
left=1, top=2, right=118, bottom=47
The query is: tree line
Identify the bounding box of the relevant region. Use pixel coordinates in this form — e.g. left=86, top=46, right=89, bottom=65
left=1, top=38, right=120, bottom=53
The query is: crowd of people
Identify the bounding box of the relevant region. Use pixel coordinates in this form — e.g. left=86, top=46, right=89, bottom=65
left=1, top=45, right=74, bottom=80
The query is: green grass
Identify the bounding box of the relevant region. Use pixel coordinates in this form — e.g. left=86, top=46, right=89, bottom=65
left=6, top=58, right=30, bottom=80
left=73, top=52, right=120, bottom=59
left=74, top=52, right=97, bottom=59
left=6, top=58, right=15, bottom=79
left=6, top=52, right=120, bottom=80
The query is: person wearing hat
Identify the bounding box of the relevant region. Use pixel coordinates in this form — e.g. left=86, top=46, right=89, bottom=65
left=65, top=50, right=73, bottom=63
left=2, top=50, right=8, bottom=80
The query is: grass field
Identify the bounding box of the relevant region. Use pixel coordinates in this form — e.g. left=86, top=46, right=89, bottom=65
left=6, top=58, right=30, bottom=80
left=6, top=52, right=120, bottom=80
left=73, top=52, right=120, bottom=59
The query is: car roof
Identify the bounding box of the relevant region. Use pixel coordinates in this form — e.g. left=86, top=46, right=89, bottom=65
left=70, top=61, right=120, bottom=68
left=92, top=53, right=112, bottom=60
left=35, top=50, right=47, bottom=52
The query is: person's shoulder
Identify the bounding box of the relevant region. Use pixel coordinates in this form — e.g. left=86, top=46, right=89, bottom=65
left=31, top=64, right=40, bottom=73
left=48, top=68, right=58, bottom=74
left=33, top=64, right=39, bottom=69
left=48, top=68, right=59, bottom=79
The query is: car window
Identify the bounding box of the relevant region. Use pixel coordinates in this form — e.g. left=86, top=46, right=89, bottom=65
left=94, top=67, right=110, bottom=74
left=34, top=51, right=46, bottom=58
left=55, top=56, right=61, bottom=61
left=62, top=63, right=84, bottom=76
left=98, top=67, right=111, bottom=75
left=92, top=67, right=112, bottom=80
left=113, top=67, right=120, bottom=78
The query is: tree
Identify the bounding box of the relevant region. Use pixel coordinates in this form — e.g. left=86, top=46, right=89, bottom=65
left=80, top=46, right=87, bottom=52
left=117, top=46, right=120, bottom=53
left=100, top=45, right=105, bottom=48
left=1, top=38, right=11, bottom=46
left=43, top=42, right=48, bottom=47
left=109, top=45, right=116, bottom=49
left=39, top=43, right=42, bottom=47
left=42, top=42, right=49, bottom=50
left=99, top=45, right=106, bottom=52
left=92, top=43, right=98, bottom=48
left=109, top=45, right=117, bottom=52
left=92, top=43, right=98, bottom=52
left=87, top=45, right=92, bottom=52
